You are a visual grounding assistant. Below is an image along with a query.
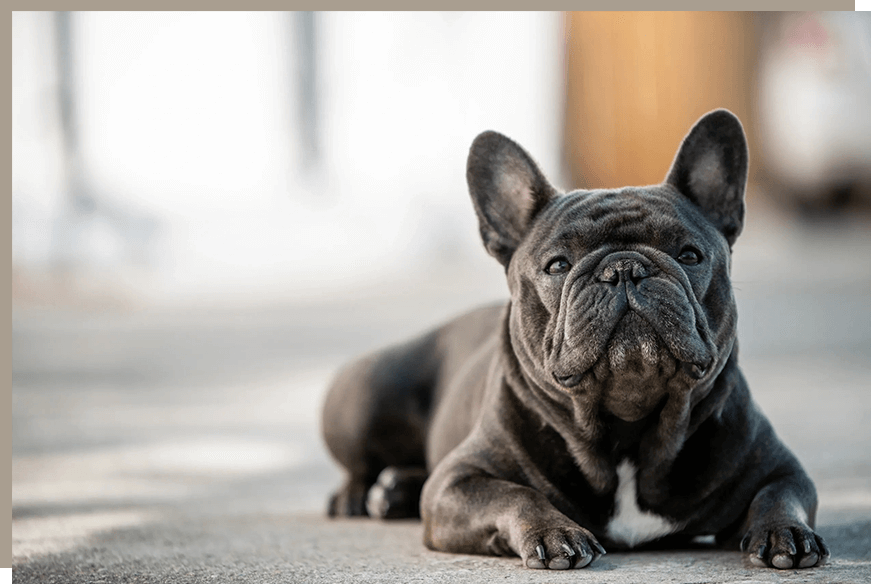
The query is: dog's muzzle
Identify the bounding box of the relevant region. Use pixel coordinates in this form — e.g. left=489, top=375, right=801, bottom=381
left=551, top=252, right=712, bottom=390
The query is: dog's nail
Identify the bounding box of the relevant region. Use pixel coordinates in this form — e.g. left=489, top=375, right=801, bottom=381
left=802, top=539, right=811, bottom=554
left=594, top=541, right=607, bottom=555
left=757, top=544, right=767, bottom=559
left=536, top=545, right=546, bottom=561
left=561, top=543, right=575, bottom=557
left=740, top=534, right=750, bottom=552
left=819, top=538, right=831, bottom=558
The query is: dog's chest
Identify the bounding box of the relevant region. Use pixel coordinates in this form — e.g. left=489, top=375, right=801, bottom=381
left=604, top=460, right=681, bottom=548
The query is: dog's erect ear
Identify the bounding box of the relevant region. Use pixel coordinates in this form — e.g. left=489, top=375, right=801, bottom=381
left=666, top=109, right=748, bottom=247
left=467, top=131, right=558, bottom=267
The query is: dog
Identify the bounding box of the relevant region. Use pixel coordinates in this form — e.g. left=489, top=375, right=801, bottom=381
left=322, top=110, right=828, bottom=570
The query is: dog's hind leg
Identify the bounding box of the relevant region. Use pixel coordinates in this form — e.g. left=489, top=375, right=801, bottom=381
left=327, top=476, right=371, bottom=517
left=366, top=466, right=429, bottom=519
left=322, top=331, right=440, bottom=517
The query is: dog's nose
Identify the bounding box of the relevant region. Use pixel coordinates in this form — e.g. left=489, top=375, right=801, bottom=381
left=598, top=258, right=649, bottom=285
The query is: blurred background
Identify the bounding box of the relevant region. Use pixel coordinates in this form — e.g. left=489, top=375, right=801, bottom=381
left=14, top=12, right=871, bottom=310
left=11, top=11, right=871, bottom=573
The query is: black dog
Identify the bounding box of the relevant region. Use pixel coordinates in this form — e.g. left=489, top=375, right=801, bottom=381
left=322, top=110, right=828, bottom=570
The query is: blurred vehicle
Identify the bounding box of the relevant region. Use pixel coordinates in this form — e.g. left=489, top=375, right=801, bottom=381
left=756, top=12, right=871, bottom=213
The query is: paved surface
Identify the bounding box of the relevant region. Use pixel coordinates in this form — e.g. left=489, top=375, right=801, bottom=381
left=11, top=200, right=871, bottom=582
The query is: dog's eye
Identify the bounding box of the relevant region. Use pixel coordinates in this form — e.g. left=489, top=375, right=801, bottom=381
left=545, top=258, right=572, bottom=275
left=677, top=247, right=702, bottom=265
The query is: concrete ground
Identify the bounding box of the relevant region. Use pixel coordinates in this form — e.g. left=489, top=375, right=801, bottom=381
left=11, top=200, right=871, bottom=583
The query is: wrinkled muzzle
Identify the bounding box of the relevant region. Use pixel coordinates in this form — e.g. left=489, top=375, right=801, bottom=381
left=545, top=251, right=717, bottom=406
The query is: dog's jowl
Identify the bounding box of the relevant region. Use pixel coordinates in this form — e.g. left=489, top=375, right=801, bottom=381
left=322, top=110, right=829, bottom=570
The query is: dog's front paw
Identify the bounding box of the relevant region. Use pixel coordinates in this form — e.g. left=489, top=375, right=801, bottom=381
left=741, top=524, right=830, bottom=569
left=521, top=525, right=606, bottom=570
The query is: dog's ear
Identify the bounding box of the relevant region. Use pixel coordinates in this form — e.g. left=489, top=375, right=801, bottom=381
left=666, top=109, right=748, bottom=247
left=467, top=131, right=558, bottom=267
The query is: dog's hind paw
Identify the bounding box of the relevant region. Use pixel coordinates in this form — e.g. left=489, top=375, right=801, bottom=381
left=366, top=466, right=428, bottom=520
left=741, top=525, right=830, bottom=569
left=327, top=479, right=371, bottom=517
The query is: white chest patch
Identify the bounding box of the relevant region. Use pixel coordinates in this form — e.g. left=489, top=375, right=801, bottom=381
left=605, top=460, right=681, bottom=548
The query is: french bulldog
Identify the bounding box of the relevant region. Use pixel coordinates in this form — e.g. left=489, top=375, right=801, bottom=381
left=322, top=110, right=828, bottom=570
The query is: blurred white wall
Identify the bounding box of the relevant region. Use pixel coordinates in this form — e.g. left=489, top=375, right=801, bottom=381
left=12, top=11, right=565, bottom=305
left=12, top=12, right=66, bottom=270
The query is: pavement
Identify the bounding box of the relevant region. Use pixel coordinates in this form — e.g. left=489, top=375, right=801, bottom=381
left=11, top=198, right=871, bottom=583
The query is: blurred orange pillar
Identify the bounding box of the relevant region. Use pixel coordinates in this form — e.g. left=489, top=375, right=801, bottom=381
left=563, top=12, right=757, bottom=190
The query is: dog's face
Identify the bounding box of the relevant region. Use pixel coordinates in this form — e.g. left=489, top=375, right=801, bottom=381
left=467, top=110, right=748, bottom=422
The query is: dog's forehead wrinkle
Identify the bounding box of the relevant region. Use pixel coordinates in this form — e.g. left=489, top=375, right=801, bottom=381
left=530, top=190, right=701, bottom=254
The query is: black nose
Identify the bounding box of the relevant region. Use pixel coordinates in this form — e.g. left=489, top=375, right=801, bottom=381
left=598, top=258, right=649, bottom=285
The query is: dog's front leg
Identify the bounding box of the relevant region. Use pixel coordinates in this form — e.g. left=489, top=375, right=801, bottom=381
left=735, top=465, right=829, bottom=569
left=421, top=460, right=605, bottom=570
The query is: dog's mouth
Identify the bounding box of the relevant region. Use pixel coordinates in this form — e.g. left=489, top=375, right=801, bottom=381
left=554, top=360, right=710, bottom=388
left=552, top=312, right=711, bottom=390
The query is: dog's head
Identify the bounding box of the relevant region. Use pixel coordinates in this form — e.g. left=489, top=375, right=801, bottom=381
left=467, top=110, right=748, bottom=423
